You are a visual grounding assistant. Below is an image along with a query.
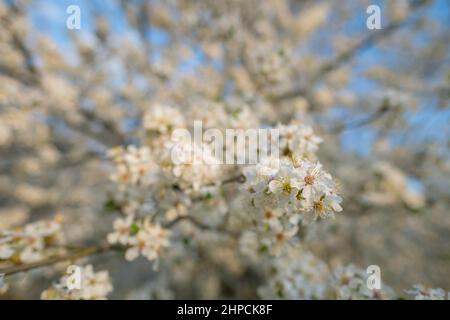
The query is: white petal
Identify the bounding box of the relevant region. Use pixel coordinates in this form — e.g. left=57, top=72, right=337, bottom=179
left=107, top=232, right=119, bottom=244
left=268, top=180, right=283, bottom=193
left=125, top=247, right=140, bottom=261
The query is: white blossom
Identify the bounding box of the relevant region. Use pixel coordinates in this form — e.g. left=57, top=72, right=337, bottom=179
left=107, top=215, right=136, bottom=246
left=406, top=284, right=449, bottom=300
left=331, top=264, right=395, bottom=300
left=124, top=220, right=170, bottom=262
left=143, top=104, right=185, bottom=135
left=41, top=265, right=113, bottom=300
left=277, top=124, right=323, bottom=159
left=0, top=216, right=63, bottom=264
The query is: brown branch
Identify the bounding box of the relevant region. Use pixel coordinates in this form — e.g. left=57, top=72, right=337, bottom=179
left=78, top=108, right=125, bottom=146
left=0, top=213, right=238, bottom=277
left=1, top=174, right=246, bottom=276
left=171, top=174, right=246, bottom=193
left=0, top=6, right=40, bottom=86
left=0, top=244, right=118, bottom=276
left=43, top=171, right=244, bottom=275
left=221, top=174, right=246, bottom=185
left=310, top=20, right=408, bottom=84
left=325, top=101, right=390, bottom=134
left=271, top=2, right=427, bottom=102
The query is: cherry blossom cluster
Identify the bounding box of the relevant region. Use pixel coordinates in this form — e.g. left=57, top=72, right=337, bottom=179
left=258, top=249, right=395, bottom=300
left=109, top=145, right=157, bottom=188
left=107, top=216, right=170, bottom=263
left=108, top=145, right=161, bottom=217
left=106, top=110, right=342, bottom=261
left=0, top=215, right=64, bottom=264
left=406, top=284, right=450, bottom=300
left=143, top=104, right=186, bottom=137
left=277, top=123, right=323, bottom=160
left=243, top=123, right=341, bottom=218
left=41, top=265, right=113, bottom=300
left=330, top=264, right=395, bottom=300
left=161, top=137, right=223, bottom=191
left=241, top=157, right=342, bottom=254
left=257, top=248, right=329, bottom=299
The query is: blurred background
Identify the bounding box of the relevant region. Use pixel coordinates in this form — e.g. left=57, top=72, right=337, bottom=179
left=0, top=0, right=449, bottom=299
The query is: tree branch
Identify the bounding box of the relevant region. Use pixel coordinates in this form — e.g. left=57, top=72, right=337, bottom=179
left=0, top=244, right=118, bottom=276
left=1, top=175, right=246, bottom=276
left=272, top=2, right=427, bottom=102
left=325, top=101, right=390, bottom=134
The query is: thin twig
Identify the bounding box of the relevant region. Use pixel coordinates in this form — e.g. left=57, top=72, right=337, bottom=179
left=0, top=244, right=119, bottom=276
left=271, top=2, right=426, bottom=102
left=325, top=101, right=390, bottom=134
left=1, top=175, right=245, bottom=276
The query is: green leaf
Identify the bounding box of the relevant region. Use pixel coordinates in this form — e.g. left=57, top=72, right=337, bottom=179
left=130, top=223, right=140, bottom=235
left=104, top=199, right=121, bottom=211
